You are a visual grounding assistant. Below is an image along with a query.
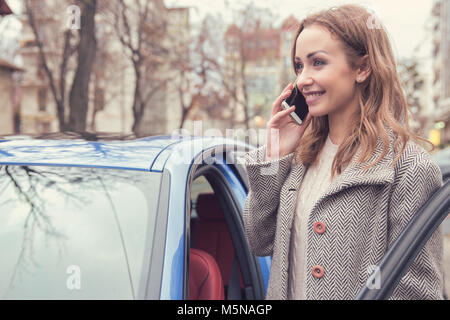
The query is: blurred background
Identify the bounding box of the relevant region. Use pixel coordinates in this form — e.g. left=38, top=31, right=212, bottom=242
left=0, top=0, right=448, bottom=149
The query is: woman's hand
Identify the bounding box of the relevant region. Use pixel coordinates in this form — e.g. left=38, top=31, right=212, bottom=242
left=266, top=82, right=313, bottom=161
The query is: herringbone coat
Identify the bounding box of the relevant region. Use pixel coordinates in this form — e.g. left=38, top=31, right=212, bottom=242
left=243, top=129, right=444, bottom=300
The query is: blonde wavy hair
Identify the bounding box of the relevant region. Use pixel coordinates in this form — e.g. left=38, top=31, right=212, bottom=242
left=291, top=4, right=434, bottom=180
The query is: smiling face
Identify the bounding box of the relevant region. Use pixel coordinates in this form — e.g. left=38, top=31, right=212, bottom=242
left=294, top=24, right=360, bottom=118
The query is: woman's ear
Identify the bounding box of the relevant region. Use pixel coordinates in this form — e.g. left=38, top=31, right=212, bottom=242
left=356, top=55, right=371, bottom=83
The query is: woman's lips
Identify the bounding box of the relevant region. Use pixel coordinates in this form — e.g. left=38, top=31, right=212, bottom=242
left=305, top=91, right=325, bottom=104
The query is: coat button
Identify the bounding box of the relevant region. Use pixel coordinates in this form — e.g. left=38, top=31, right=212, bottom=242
left=312, top=265, right=325, bottom=279
left=313, top=221, right=326, bottom=234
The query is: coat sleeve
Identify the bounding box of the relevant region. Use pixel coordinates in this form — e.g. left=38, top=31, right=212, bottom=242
left=243, top=144, right=294, bottom=257
left=388, top=157, right=445, bottom=300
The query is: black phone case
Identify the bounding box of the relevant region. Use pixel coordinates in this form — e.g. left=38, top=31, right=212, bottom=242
left=284, top=86, right=309, bottom=122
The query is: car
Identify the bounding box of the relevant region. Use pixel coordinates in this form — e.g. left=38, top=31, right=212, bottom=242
left=0, top=134, right=448, bottom=300
left=0, top=134, right=269, bottom=300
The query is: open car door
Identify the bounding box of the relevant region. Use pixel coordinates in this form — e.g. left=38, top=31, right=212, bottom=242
left=356, top=175, right=450, bottom=300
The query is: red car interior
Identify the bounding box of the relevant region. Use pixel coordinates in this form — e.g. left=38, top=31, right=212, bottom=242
left=190, top=193, right=244, bottom=299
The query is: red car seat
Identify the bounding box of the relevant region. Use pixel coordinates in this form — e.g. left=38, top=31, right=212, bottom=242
left=189, top=248, right=225, bottom=300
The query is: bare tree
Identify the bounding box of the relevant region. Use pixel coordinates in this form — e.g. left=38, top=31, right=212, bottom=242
left=175, top=13, right=237, bottom=129
left=224, top=3, right=277, bottom=130
left=190, top=4, right=277, bottom=130
left=25, top=0, right=71, bottom=131
left=176, top=65, right=197, bottom=129
left=103, top=0, right=177, bottom=136
left=68, top=0, right=97, bottom=132
left=24, top=0, right=97, bottom=132
left=175, top=14, right=221, bottom=129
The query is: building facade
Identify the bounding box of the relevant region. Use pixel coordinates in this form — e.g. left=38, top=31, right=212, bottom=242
left=223, top=15, right=299, bottom=137
left=0, top=0, right=22, bottom=135
left=135, top=4, right=191, bottom=136
left=0, top=57, right=22, bottom=135
left=18, top=0, right=189, bottom=136
left=19, top=0, right=62, bottom=134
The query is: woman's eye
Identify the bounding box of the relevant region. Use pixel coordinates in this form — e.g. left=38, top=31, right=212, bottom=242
left=294, top=60, right=324, bottom=73
left=313, top=59, right=325, bottom=66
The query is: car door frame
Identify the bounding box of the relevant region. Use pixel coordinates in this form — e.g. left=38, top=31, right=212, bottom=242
left=184, top=145, right=266, bottom=300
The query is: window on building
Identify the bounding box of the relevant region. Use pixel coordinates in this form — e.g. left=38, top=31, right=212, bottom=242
left=38, top=88, right=47, bottom=112
left=42, top=122, right=51, bottom=133
left=35, top=121, right=51, bottom=133
left=36, top=58, right=46, bottom=78
left=22, top=40, right=38, bottom=48
left=94, top=88, right=105, bottom=112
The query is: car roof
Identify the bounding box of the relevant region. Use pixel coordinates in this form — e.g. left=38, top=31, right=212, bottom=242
left=0, top=135, right=251, bottom=172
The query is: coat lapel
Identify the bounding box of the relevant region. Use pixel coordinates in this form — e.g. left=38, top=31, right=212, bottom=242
left=287, top=128, right=397, bottom=216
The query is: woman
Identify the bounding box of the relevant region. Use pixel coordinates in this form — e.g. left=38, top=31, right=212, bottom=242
left=243, top=4, right=444, bottom=300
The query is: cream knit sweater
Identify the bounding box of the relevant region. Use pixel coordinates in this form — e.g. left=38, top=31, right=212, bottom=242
left=288, top=134, right=340, bottom=300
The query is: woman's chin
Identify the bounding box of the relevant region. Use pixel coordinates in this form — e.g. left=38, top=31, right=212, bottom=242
left=307, top=107, right=325, bottom=117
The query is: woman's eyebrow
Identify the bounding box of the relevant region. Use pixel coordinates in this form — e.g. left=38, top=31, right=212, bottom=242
left=295, top=50, right=328, bottom=61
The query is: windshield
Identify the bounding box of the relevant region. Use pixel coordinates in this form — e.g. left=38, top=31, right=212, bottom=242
left=0, top=165, right=162, bottom=300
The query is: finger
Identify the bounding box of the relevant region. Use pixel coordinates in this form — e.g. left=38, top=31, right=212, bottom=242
left=271, top=105, right=295, bottom=123
left=272, top=82, right=294, bottom=115
left=272, top=88, right=294, bottom=116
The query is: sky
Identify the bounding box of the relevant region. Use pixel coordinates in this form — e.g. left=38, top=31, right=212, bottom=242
left=166, top=0, right=436, bottom=62
left=1, top=0, right=436, bottom=71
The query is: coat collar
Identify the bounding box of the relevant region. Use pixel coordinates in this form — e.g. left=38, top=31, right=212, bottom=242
left=287, top=127, right=397, bottom=206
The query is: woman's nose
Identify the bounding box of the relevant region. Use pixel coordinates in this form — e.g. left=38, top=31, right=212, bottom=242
left=295, top=74, right=314, bottom=92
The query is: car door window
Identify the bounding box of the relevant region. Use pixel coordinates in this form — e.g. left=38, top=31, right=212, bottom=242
left=190, top=175, right=213, bottom=219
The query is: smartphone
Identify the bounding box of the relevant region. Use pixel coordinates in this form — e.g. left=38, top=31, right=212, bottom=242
left=281, top=84, right=309, bottom=125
